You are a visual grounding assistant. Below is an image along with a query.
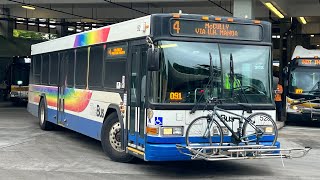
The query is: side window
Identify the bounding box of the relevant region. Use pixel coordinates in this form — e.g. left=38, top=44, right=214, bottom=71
left=104, top=44, right=127, bottom=89
left=75, top=47, right=88, bottom=88
left=33, top=55, right=41, bottom=84
left=67, top=50, right=75, bottom=88
left=41, top=54, right=49, bottom=85
left=89, top=45, right=103, bottom=88
left=49, top=53, right=59, bottom=85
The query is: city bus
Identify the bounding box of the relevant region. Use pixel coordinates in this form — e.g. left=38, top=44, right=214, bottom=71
left=28, top=13, right=277, bottom=162
left=286, top=46, right=320, bottom=121
left=3, top=56, right=30, bottom=103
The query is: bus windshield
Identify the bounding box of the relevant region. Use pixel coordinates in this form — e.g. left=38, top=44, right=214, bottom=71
left=289, top=67, right=320, bottom=95
left=149, top=41, right=272, bottom=104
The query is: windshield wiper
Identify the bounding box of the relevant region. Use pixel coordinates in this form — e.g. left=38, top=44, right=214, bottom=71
left=309, top=81, right=320, bottom=94
left=190, top=53, right=215, bottom=114
left=229, top=54, right=249, bottom=103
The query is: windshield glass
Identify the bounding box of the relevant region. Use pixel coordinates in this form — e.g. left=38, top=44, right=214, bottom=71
left=149, top=41, right=272, bottom=104
left=289, top=67, right=320, bottom=95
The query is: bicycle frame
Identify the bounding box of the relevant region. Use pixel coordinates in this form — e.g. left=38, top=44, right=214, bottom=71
left=206, top=105, right=265, bottom=144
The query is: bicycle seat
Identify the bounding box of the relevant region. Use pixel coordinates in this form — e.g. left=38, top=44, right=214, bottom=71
left=238, top=103, right=252, bottom=113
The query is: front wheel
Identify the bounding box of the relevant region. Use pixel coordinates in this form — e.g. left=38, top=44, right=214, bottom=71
left=101, top=112, right=134, bottom=163
left=242, top=112, right=278, bottom=146
left=186, top=116, right=223, bottom=154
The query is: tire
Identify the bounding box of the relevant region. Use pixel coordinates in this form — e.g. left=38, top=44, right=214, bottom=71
left=101, top=112, right=134, bottom=163
left=38, top=98, right=53, bottom=130
left=242, top=112, right=278, bottom=146
left=185, top=115, right=223, bottom=154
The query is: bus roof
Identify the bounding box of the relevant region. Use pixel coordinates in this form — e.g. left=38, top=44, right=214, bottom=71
left=31, top=15, right=151, bottom=55
left=291, top=45, right=320, bottom=60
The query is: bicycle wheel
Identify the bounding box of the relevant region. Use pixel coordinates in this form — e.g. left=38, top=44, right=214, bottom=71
left=186, top=116, right=223, bottom=151
left=242, top=112, right=278, bottom=146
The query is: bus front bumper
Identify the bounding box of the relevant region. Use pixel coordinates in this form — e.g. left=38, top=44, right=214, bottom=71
left=144, top=137, right=280, bottom=161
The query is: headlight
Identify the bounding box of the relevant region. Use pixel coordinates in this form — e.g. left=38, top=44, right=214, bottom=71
left=213, top=126, right=229, bottom=135
left=264, top=126, right=274, bottom=134
left=160, top=126, right=183, bottom=136
left=257, top=125, right=274, bottom=134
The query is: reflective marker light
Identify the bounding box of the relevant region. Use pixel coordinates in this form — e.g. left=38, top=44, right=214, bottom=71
left=264, top=2, right=284, bottom=18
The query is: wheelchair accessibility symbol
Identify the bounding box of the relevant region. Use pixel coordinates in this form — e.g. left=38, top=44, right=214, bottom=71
left=155, top=117, right=163, bottom=126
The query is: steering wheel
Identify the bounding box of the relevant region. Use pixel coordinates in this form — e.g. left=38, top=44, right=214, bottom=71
left=233, top=85, right=266, bottom=96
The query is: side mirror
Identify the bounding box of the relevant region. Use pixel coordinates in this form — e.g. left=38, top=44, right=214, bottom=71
left=147, top=48, right=160, bottom=71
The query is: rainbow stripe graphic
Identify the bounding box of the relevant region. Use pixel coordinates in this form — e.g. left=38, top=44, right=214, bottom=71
left=73, top=27, right=110, bottom=48
left=31, top=85, right=92, bottom=113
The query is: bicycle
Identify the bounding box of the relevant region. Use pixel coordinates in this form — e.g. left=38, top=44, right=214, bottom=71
left=185, top=98, right=278, bottom=154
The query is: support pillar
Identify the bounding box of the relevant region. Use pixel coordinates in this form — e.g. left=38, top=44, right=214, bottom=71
left=0, top=8, right=13, bottom=39
left=56, top=19, right=68, bottom=37
left=233, top=0, right=255, bottom=19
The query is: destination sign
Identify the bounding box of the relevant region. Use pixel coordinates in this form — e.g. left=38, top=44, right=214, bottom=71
left=297, top=59, right=320, bottom=66
left=107, top=45, right=127, bottom=58
left=170, top=19, right=262, bottom=41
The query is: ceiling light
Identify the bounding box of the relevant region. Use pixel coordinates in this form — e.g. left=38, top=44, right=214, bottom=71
left=264, top=2, right=284, bottom=18
left=39, top=24, right=46, bottom=27
left=277, top=35, right=280, bottom=39
left=49, top=25, right=56, bottom=28
left=76, top=29, right=82, bottom=32
left=28, top=22, right=35, bottom=26
left=39, top=18, right=46, bottom=22
left=68, top=27, right=74, bottom=31
left=311, top=35, right=315, bottom=37
left=299, top=17, right=307, bottom=24
left=22, top=5, right=35, bottom=10
left=272, top=35, right=277, bottom=38
left=317, top=45, right=320, bottom=47
left=84, top=27, right=90, bottom=30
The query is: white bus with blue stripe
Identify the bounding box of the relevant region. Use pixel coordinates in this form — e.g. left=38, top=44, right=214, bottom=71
left=28, top=13, right=277, bottom=162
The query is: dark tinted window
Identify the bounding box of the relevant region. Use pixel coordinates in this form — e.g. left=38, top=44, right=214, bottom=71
left=104, top=59, right=126, bottom=88
left=75, top=48, right=88, bottom=87
left=89, top=45, right=103, bottom=88
left=41, top=54, right=49, bottom=85
left=67, top=50, right=75, bottom=87
left=49, top=53, right=59, bottom=85
left=33, top=55, right=41, bottom=84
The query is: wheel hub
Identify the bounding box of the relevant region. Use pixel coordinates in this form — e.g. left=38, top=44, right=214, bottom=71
left=109, top=122, right=123, bottom=152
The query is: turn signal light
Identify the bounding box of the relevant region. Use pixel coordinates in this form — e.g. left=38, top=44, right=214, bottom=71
left=146, top=126, right=159, bottom=135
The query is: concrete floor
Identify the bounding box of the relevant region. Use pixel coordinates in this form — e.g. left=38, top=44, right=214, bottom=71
left=0, top=102, right=319, bottom=180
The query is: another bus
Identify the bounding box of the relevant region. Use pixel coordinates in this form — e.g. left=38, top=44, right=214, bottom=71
left=4, top=56, right=30, bottom=103
left=28, top=13, right=276, bottom=162
left=286, top=46, right=320, bottom=121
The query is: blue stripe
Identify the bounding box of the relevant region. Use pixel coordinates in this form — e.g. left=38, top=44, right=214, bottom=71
left=28, top=103, right=102, bottom=140
left=146, top=135, right=275, bottom=143
left=145, top=141, right=280, bottom=161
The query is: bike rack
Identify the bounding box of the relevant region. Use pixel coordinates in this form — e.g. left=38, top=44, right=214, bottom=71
left=176, top=144, right=311, bottom=161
